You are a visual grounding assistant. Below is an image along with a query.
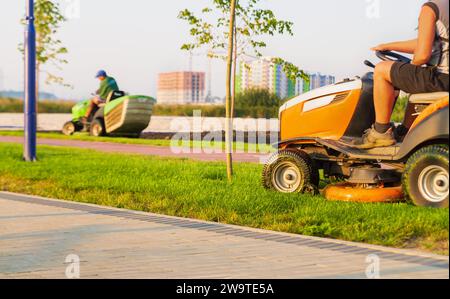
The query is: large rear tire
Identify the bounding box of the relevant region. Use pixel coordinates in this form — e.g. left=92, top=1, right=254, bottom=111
left=402, top=145, right=449, bottom=208
left=262, top=150, right=319, bottom=194
left=90, top=118, right=106, bottom=137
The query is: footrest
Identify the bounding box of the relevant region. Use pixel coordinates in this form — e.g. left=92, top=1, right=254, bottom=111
left=316, top=138, right=400, bottom=160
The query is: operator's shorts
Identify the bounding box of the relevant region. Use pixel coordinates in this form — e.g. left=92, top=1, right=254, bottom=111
left=390, top=62, right=449, bottom=94
left=93, top=95, right=106, bottom=104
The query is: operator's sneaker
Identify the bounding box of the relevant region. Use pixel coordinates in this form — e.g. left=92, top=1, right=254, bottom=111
left=353, top=126, right=396, bottom=149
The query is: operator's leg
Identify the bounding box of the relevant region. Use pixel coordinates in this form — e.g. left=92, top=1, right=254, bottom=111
left=354, top=61, right=396, bottom=149
left=84, top=96, right=102, bottom=119
left=373, top=61, right=396, bottom=133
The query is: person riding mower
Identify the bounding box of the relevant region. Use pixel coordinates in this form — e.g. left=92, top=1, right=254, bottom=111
left=82, top=70, right=120, bottom=126
left=357, top=0, right=449, bottom=149
left=63, top=68, right=156, bottom=137
left=262, top=0, right=449, bottom=208
left=62, top=91, right=156, bottom=138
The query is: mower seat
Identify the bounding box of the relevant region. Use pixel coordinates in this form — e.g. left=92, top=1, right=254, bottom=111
left=409, top=92, right=449, bottom=104
left=106, top=90, right=126, bottom=103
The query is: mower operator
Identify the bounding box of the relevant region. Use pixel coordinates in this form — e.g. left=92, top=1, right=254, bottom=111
left=83, top=70, right=120, bottom=123
left=358, top=0, right=449, bottom=149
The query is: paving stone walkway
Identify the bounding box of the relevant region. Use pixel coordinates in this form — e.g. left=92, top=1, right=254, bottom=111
left=0, top=192, right=448, bottom=279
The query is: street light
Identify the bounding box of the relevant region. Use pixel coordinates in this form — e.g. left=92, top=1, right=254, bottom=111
left=24, top=0, right=37, bottom=162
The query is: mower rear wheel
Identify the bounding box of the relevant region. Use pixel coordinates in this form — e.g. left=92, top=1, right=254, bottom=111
left=403, top=145, right=449, bottom=208
left=90, top=118, right=106, bottom=137
left=262, top=150, right=319, bottom=194
left=62, top=121, right=76, bottom=136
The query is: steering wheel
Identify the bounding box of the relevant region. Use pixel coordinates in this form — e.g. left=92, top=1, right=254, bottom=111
left=376, top=50, right=411, bottom=63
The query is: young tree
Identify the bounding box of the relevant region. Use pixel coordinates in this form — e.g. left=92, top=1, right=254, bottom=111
left=20, top=0, right=70, bottom=100
left=179, top=0, right=307, bottom=180
left=224, top=0, right=237, bottom=181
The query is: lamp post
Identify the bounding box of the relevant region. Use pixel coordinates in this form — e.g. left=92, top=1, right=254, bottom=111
left=24, top=0, right=37, bottom=162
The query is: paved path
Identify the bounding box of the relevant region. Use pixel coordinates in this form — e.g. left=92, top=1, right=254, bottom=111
left=0, top=192, right=448, bottom=279
left=0, top=136, right=266, bottom=163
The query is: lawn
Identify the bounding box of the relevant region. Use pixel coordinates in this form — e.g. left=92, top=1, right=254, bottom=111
left=0, top=131, right=273, bottom=153
left=0, top=98, right=75, bottom=113
left=0, top=142, right=448, bottom=255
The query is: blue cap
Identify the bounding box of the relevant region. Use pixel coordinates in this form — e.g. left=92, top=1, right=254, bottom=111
left=95, top=70, right=107, bottom=78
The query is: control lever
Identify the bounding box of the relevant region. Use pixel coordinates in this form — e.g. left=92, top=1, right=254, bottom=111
left=364, top=60, right=376, bottom=68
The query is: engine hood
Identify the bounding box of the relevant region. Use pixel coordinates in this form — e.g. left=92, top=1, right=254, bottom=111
left=280, top=78, right=363, bottom=115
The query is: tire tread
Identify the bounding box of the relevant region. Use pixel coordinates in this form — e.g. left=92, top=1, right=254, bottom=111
left=402, top=144, right=449, bottom=208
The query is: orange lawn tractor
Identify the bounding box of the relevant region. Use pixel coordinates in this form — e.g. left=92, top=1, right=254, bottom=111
left=263, top=51, right=449, bottom=208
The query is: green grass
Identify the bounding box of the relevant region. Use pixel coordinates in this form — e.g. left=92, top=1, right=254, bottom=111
left=0, top=98, right=75, bottom=113
left=0, top=142, right=448, bottom=254
left=0, top=131, right=273, bottom=153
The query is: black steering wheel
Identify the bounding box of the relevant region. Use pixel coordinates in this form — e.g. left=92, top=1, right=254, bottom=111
left=376, top=50, right=411, bottom=63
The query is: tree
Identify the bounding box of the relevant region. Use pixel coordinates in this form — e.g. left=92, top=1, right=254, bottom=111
left=224, top=0, right=237, bottom=181
left=235, top=88, right=280, bottom=118
left=235, top=88, right=280, bottom=109
left=179, top=0, right=307, bottom=180
left=20, top=0, right=70, bottom=101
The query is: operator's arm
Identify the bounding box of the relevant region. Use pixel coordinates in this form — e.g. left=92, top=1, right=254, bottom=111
left=371, top=39, right=418, bottom=54
left=412, top=5, right=436, bottom=66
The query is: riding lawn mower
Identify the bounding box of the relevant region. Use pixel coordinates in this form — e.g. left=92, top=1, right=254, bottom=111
left=263, top=51, right=449, bottom=208
left=62, top=91, right=156, bottom=137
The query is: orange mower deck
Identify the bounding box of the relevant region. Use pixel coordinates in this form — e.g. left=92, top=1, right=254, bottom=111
left=323, top=183, right=405, bottom=203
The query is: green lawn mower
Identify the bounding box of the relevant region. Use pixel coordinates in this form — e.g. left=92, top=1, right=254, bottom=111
left=62, top=91, right=156, bottom=137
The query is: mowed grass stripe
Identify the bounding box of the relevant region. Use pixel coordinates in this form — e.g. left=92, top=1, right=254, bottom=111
left=0, top=142, right=448, bottom=254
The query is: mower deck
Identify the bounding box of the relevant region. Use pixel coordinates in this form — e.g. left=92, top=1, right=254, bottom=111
left=323, top=183, right=405, bottom=203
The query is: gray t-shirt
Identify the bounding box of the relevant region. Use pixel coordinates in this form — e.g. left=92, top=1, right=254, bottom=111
left=425, top=0, right=449, bottom=74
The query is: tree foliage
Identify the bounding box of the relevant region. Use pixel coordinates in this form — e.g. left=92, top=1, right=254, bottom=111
left=179, top=0, right=292, bottom=56
left=178, top=0, right=307, bottom=82
left=235, top=88, right=280, bottom=109
left=19, top=0, right=70, bottom=89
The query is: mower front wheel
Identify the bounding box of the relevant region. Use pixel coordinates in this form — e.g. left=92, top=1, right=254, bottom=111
left=403, top=145, right=449, bottom=208
left=262, top=150, right=319, bottom=194
left=62, top=121, right=76, bottom=136
left=90, top=118, right=106, bottom=137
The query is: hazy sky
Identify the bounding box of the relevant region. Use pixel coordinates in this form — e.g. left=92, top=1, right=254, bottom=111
left=0, top=0, right=424, bottom=100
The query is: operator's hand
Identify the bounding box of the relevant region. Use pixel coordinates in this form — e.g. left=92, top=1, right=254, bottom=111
left=371, top=44, right=388, bottom=51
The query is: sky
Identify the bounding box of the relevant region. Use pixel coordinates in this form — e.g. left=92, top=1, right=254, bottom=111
left=0, top=0, right=424, bottom=100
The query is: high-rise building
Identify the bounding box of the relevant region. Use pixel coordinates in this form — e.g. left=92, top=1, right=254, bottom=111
left=295, top=77, right=311, bottom=95
left=157, top=72, right=205, bottom=104
left=237, top=57, right=294, bottom=99
left=308, top=73, right=336, bottom=90
left=236, top=57, right=335, bottom=99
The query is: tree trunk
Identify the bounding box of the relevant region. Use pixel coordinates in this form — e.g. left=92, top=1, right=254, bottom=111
left=225, top=0, right=237, bottom=181
left=231, top=25, right=237, bottom=120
